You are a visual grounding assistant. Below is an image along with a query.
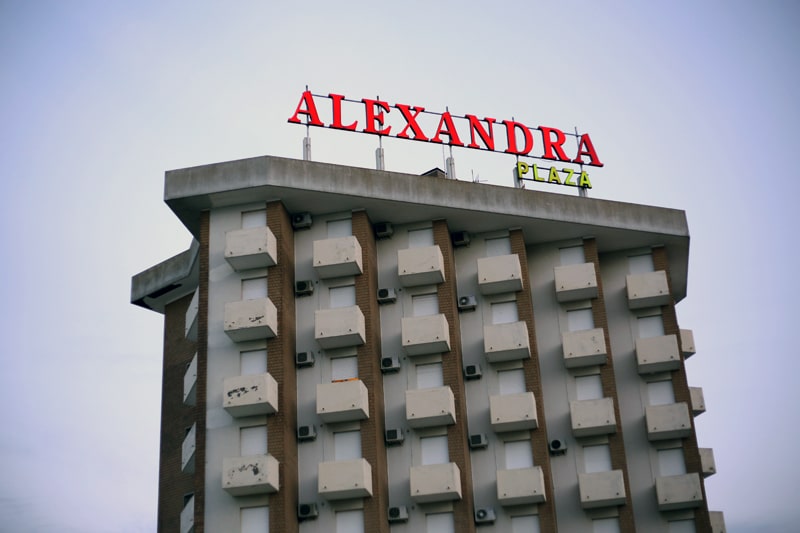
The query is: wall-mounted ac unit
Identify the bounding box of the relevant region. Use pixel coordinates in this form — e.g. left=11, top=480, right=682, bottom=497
left=387, top=505, right=409, bottom=523
left=374, top=221, right=394, bottom=239
left=377, top=288, right=397, bottom=304
left=385, top=428, right=405, bottom=445
left=474, top=507, right=496, bottom=524
left=451, top=230, right=470, bottom=247
left=292, top=212, right=312, bottom=229
left=297, top=502, right=318, bottom=520
left=464, top=364, right=482, bottom=380
left=297, top=425, right=317, bottom=442
left=549, top=438, right=568, bottom=456
left=295, top=280, right=314, bottom=296
left=296, top=352, right=315, bottom=368
left=458, top=295, right=477, bottom=312
left=469, top=433, right=488, bottom=449
left=381, top=356, right=401, bottom=374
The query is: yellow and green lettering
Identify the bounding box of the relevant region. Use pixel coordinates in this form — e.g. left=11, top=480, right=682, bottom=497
left=548, top=166, right=561, bottom=184
left=562, top=168, right=576, bottom=186
left=516, top=161, right=529, bottom=178
left=532, top=164, right=544, bottom=182
left=578, top=171, right=592, bottom=188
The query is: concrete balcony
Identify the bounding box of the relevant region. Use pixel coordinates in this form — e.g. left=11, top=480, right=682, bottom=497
left=222, top=454, right=280, bottom=496
left=185, top=289, right=199, bottom=341
left=223, top=372, right=278, bottom=417
left=405, top=386, right=456, bottom=428
left=645, top=403, right=692, bottom=441
left=180, top=494, right=194, bottom=533
left=699, top=448, right=717, bottom=477
left=483, top=321, right=530, bottom=362
left=313, top=236, right=363, bottom=279
left=316, top=379, right=369, bottom=423
left=554, top=262, right=598, bottom=302
left=655, top=473, right=703, bottom=511
left=397, top=245, right=445, bottom=287
left=182, top=423, right=196, bottom=474
left=477, top=254, right=523, bottom=295
left=635, top=334, right=681, bottom=374
left=626, top=270, right=670, bottom=309
left=570, top=398, right=616, bottom=437
left=710, top=511, right=727, bottom=533
left=318, top=458, right=373, bottom=500
left=402, top=314, right=450, bottom=356
left=224, top=226, right=277, bottom=271
left=562, top=328, right=607, bottom=368
left=680, top=329, right=696, bottom=358
left=315, top=306, right=366, bottom=349
left=410, top=462, right=462, bottom=503
left=490, top=392, right=538, bottom=432
left=578, top=470, right=626, bottom=509
left=496, top=466, right=546, bottom=506
left=224, top=297, right=278, bottom=342
left=690, top=387, right=706, bottom=416
left=183, top=353, right=197, bottom=406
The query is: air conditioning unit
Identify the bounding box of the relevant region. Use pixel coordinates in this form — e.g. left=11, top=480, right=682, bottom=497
left=295, top=280, right=314, bottom=296
left=377, top=287, right=397, bottom=304
left=387, top=505, right=409, bottom=523
left=374, top=221, right=394, bottom=239
left=381, top=356, right=401, bottom=374
left=549, top=438, right=567, bottom=456
left=292, top=212, right=312, bottom=229
left=297, top=502, right=319, bottom=520
left=296, top=351, right=315, bottom=368
left=451, top=230, right=470, bottom=247
left=474, top=507, right=496, bottom=524
left=458, top=295, right=477, bottom=312
left=469, top=433, right=488, bottom=449
left=385, top=428, right=405, bottom=445
left=464, top=364, right=482, bottom=380
left=297, top=425, right=317, bottom=442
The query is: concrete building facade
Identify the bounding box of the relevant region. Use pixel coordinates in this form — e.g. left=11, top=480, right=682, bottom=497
left=132, top=155, right=725, bottom=532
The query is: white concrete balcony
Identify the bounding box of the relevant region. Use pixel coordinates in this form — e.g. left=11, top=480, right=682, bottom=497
left=680, top=329, right=696, bottom=358
left=690, top=386, right=706, bottom=416
left=562, top=328, right=607, bottom=368
left=316, top=379, right=369, bottom=423
left=626, top=270, right=670, bottom=309
left=183, top=353, right=197, bottom=406
left=645, top=403, right=692, bottom=441
left=484, top=321, right=530, bottom=362
left=496, top=466, right=546, bottom=506
left=225, top=226, right=277, bottom=271
left=578, top=470, right=626, bottom=509
left=710, top=511, right=726, bottom=532
left=477, top=254, right=523, bottom=295
left=655, top=473, right=703, bottom=511
left=397, top=245, right=445, bottom=287
left=182, top=423, right=196, bottom=474
left=490, top=392, right=538, bottom=432
left=222, top=454, right=280, bottom=496
left=410, top=462, right=462, bottom=503
left=570, top=398, right=616, bottom=437
left=699, top=448, right=717, bottom=477
left=185, top=289, right=199, bottom=341
left=405, top=386, right=456, bottom=428
left=554, top=262, right=598, bottom=302
left=635, top=334, right=681, bottom=374
left=313, top=236, right=363, bottom=279
left=223, top=372, right=278, bottom=417
left=224, top=297, right=278, bottom=342
left=315, top=306, right=366, bottom=349
left=318, top=458, right=373, bottom=500
left=180, top=494, right=194, bottom=533
left=402, top=314, right=450, bottom=356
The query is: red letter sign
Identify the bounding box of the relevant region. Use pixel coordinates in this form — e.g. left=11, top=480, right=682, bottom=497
left=573, top=134, right=604, bottom=167
left=431, top=112, right=464, bottom=146
left=288, top=91, right=323, bottom=126
left=329, top=93, right=357, bottom=131
left=396, top=104, right=429, bottom=141
left=362, top=98, right=391, bottom=135
left=539, top=126, right=570, bottom=162
left=503, top=120, right=534, bottom=155
left=466, top=115, right=496, bottom=151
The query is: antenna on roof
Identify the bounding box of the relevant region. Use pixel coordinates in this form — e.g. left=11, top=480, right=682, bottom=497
left=445, top=107, right=456, bottom=179
left=303, top=85, right=312, bottom=161
left=375, top=95, right=385, bottom=170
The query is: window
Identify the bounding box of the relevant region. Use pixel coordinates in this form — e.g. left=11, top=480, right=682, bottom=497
left=647, top=380, right=675, bottom=406
left=412, top=293, right=439, bottom=317
left=593, top=517, right=621, bottom=533
left=567, top=308, right=594, bottom=332
left=241, top=506, right=268, bottom=533
left=511, top=515, right=541, bottom=533
left=668, top=520, right=696, bottom=533
left=498, top=369, right=526, bottom=395
left=330, top=285, right=356, bottom=308
left=426, top=512, right=454, bottom=533
left=575, top=374, right=603, bottom=401
left=409, top=228, right=434, bottom=248
left=242, top=277, right=267, bottom=300
left=628, top=253, right=654, bottom=274
left=559, top=245, right=585, bottom=266
left=336, top=509, right=364, bottom=533
left=240, top=425, right=267, bottom=456
left=658, top=448, right=686, bottom=476
left=417, top=362, right=443, bottom=389
left=504, top=440, right=534, bottom=469
left=486, top=237, right=511, bottom=257
left=334, top=430, right=362, bottom=461
left=331, top=356, right=358, bottom=381
left=240, top=349, right=267, bottom=375
left=637, top=315, right=664, bottom=338
left=242, top=209, right=266, bottom=229
left=327, top=218, right=352, bottom=238
left=584, top=444, right=612, bottom=473
left=491, top=301, right=518, bottom=324
left=420, top=435, right=449, bottom=465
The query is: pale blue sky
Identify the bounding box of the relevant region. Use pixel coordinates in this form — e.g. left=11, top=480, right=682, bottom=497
left=1, top=1, right=798, bottom=531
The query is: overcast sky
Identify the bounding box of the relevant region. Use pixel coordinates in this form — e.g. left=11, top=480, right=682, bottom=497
left=1, top=1, right=798, bottom=531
